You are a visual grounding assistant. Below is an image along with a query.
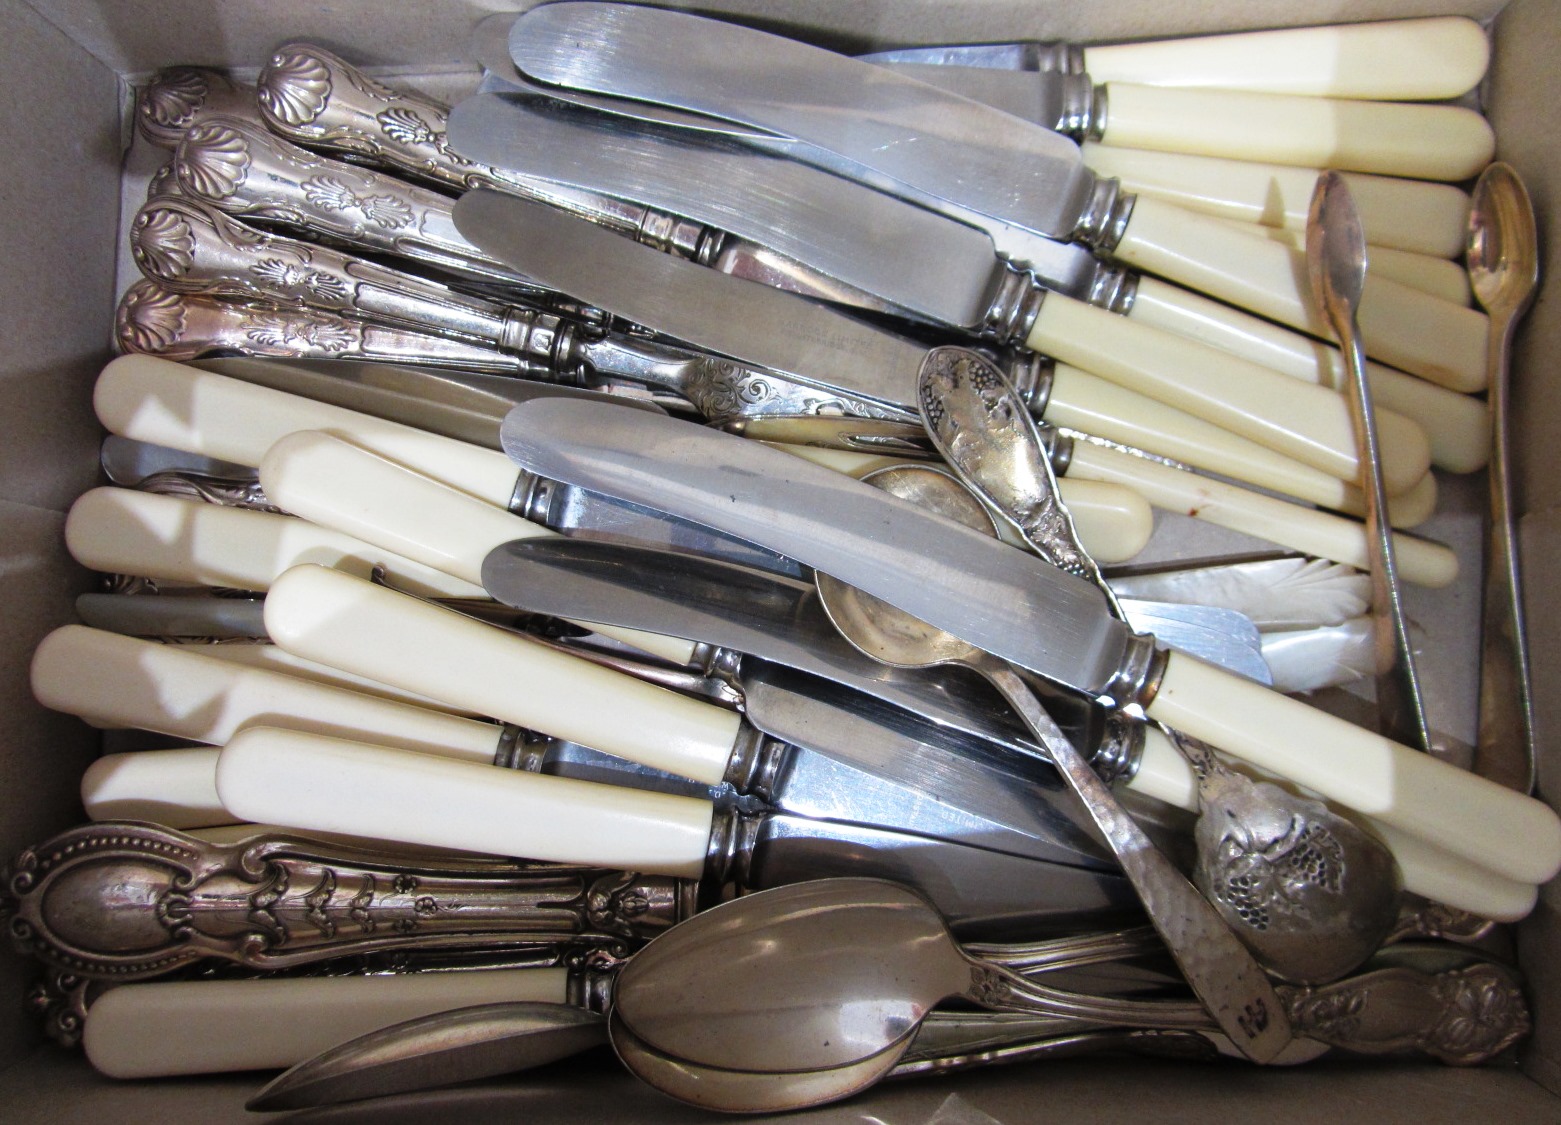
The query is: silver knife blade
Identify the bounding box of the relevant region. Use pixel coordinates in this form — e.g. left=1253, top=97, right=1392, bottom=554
left=499, top=397, right=1138, bottom=697
left=749, top=815, right=1142, bottom=939
left=453, top=189, right=937, bottom=412
left=856, top=43, right=1067, bottom=70
left=76, top=593, right=267, bottom=639
left=481, top=535, right=1090, bottom=758
left=449, top=93, right=1012, bottom=329
left=874, top=63, right=1068, bottom=127
left=509, top=3, right=1100, bottom=240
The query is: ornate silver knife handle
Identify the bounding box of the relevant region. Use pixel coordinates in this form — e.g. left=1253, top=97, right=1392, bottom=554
left=116, top=280, right=530, bottom=373
left=175, top=114, right=536, bottom=291
left=3, top=822, right=695, bottom=982
left=136, top=67, right=255, bottom=149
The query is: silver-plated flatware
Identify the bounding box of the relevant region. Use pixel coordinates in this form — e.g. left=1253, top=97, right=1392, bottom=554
left=1307, top=171, right=1431, bottom=753
left=1468, top=162, right=1542, bottom=794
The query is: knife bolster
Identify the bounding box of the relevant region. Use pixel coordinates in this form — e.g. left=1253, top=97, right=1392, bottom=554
left=1073, top=175, right=1135, bottom=252
left=1087, top=712, right=1144, bottom=786
left=700, top=808, right=761, bottom=900
left=720, top=725, right=791, bottom=800
left=1106, top=632, right=1170, bottom=712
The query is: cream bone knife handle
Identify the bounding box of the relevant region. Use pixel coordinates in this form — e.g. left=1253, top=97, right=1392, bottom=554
left=265, top=563, right=742, bottom=786
left=217, top=727, right=715, bottom=877
left=1105, top=197, right=1490, bottom=392
left=81, top=748, right=231, bottom=829
left=1122, top=274, right=1489, bottom=474
left=83, top=968, right=577, bottom=1077
left=1061, top=440, right=1456, bottom=588
left=1044, top=365, right=1429, bottom=524
left=1139, top=649, right=1561, bottom=885
left=1092, top=84, right=1493, bottom=182
left=1025, top=291, right=1432, bottom=493
left=64, top=486, right=483, bottom=599
left=31, top=624, right=507, bottom=762
left=1081, top=143, right=1472, bottom=259
left=1203, top=217, right=1471, bottom=307
left=1124, top=729, right=1537, bottom=921
left=1078, top=17, right=1489, bottom=100
left=258, top=430, right=694, bottom=664
left=95, top=354, right=523, bottom=508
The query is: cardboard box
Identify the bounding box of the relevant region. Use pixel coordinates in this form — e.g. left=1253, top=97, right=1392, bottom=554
left=1, top=0, right=1557, bottom=1119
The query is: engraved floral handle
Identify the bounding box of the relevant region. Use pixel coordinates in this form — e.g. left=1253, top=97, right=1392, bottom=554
left=3, top=821, right=695, bottom=981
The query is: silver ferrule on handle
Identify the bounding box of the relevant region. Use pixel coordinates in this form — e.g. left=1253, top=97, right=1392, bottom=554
left=115, top=280, right=530, bottom=373
left=3, top=822, right=696, bottom=982
left=1104, top=633, right=1171, bottom=714
left=1052, top=73, right=1105, bottom=141
left=1071, top=177, right=1137, bottom=254
left=175, top=115, right=535, bottom=290
left=137, top=67, right=254, bottom=149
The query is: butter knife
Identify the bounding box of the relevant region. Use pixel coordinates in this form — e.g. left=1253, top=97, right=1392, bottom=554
left=500, top=395, right=1561, bottom=887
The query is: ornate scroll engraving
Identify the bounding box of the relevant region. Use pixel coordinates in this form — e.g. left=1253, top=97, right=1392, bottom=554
left=3, top=822, right=694, bottom=981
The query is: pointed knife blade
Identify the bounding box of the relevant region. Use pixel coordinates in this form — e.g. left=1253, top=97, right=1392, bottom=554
left=499, top=397, right=1139, bottom=697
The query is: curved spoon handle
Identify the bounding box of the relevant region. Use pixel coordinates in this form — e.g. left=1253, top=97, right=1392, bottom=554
left=1081, top=17, right=1488, bottom=101
left=981, top=663, right=1292, bottom=1064
left=263, top=563, right=741, bottom=785
left=1125, top=275, right=1488, bottom=474
left=1063, top=442, right=1458, bottom=588
left=1144, top=651, right=1561, bottom=885
left=1083, top=144, right=1472, bottom=258
left=1098, top=85, right=1492, bottom=181
left=1027, top=291, right=1431, bottom=492
left=1111, top=197, right=1489, bottom=391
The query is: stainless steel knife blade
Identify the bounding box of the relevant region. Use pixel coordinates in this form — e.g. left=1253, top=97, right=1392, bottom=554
left=510, top=3, right=1099, bottom=241
left=483, top=536, right=1074, bottom=758
left=454, top=189, right=925, bottom=412
left=856, top=43, right=1067, bottom=70
left=499, top=397, right=1141, bottom=697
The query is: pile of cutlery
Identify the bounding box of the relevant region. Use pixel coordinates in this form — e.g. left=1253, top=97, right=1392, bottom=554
left=5, top=6, right=1553, bottom=1112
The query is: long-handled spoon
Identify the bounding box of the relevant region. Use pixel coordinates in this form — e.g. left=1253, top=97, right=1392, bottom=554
left=812, top=455, right=1294, bottom=1067
left=1306, top=170, right=1432, bottom=752
left=1468, top=162, right=1542, bottom=793
left=913, top=350, right=1400, bottom=984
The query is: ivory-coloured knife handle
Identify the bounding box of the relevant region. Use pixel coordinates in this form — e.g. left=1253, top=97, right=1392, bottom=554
left=64, top=487, right=484, bottom=599
left=196, top=642, right=480, bottom=715
left=31, top=625, right=504, bottom=762
left=1097, top=84, right=1493, bottom=182
left=1046, top=365, right=1426, bottom=526
left=1143, top=653, right=1561, bottom=885
left=81, top=748, right=229, bottom=829
left=1081, top=17, right=1489, bottom=101
left=1065, top=442, right=1457, bottom=588
left=216, top=727, right=714, bottom=877
left=1125, top=275, right=1489, bottom=474
left=1027, top=293, right=1432, bottom=492
left=94, top=354, right=521, bottom=507
left=1110, top=198, right=1490, bottom=391
left=83, top=968, right=573, bottom=1077
left=1122, top=729, right=1538, bottom=922
left=767, top=442, right=1151, bottom=562
left=259, top=429, right=695, bottom=666
left=1082, top=143, right=1471, bottom=258
left=264, top=563, right=742, bottom=785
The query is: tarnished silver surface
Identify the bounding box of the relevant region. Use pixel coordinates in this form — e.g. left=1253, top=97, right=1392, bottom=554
left=1307, top=172, right=1431, bottom=753
left=2, top=822, right=693, bottom=981
left=817, top=458, right=1289, bottom=1062
left=75, top=592, right=268, bottom=640
left=174, top=114, right=536, bottom=290
left=136, top=67, right=254, bottom=149
left=1468, top=163, right=1541, bottom=794
left=873, top=64, right=1103, bottom=140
